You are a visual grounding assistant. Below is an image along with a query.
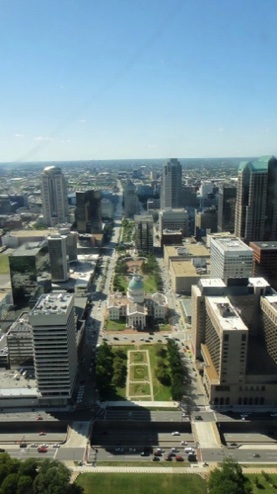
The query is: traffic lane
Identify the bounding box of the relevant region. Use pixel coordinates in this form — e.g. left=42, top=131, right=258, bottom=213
left=0, top=432, right=66, bottom=443
left=92, top=431, right=194, bottom=449
left=202, top=447, right=277, bottom=463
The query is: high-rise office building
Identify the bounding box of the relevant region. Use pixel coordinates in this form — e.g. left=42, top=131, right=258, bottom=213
left=217, top=183, right=236, bottom=233
left=234, top=156, right=277, bottom=242
left=250, top=241, right=277, bottom=290
left=191, top=277, right=277, bottom=407
left=41, top=166, right=69, bottom=227
left=29, top=293, right=78, bottom=406
left=123, top=180, right=138, bottom=218
left=159, top=209, right=189, bottom=238
left=210, top=236, right=253, bottom=280
left=75, top=190, right=102, bottom=233
left=9, top=241, right=51, bottom=306
left=134, top=214, right=154, bottom=253
left=48, top=234, right=69, bottom=282
left=161, top=159, right=183, bottom=209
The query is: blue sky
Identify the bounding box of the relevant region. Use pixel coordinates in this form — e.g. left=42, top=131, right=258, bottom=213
left=1, top=0, right=277, bottom=161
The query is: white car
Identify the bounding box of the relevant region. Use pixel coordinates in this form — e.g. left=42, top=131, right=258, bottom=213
left=172, top=431, right=180, bottom=436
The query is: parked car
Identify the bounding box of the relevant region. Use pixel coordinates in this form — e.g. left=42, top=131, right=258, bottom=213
left=175, top=455, right=184, bottom=461
left=38, top=447, right=48, bottom=453
left=152, top=456, right=160, bottom=461
left=172, top=431, right=180, bottom=436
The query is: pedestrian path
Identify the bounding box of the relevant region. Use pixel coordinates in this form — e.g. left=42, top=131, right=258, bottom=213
left=71, top=465, right=208, bottom=474
left=193, top=421, right=222, bottom=449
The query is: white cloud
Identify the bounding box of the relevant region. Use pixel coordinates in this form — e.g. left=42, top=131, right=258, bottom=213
left=15, top=133, right=24, bottom=138
left=34, top=136, right=54, bottom=142
left=61, top=139, right=71, bottom=143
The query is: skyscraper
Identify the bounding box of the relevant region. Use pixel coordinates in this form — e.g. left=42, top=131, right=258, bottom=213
left=75, top=190, right=102, bottom=233
left=48, top=234, right=69, bottom=282
left=123, top=180, right=138, bottom=218
left=217, top=183, right=236, bottom=233
left=41, top=166, right=69, bottom=227
left=134, top=214, right=154, bottom=253
left=161, top=159, right=183, bottom=209
left=210, top=236, right=253, bottom=280
left=234, top=156, right=277, bottom=242
left=29, top=293, right=78, bottom=406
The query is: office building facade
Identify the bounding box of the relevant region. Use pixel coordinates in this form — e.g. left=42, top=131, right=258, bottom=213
left=191, top=277, right=277, bottom=407
left=161, top=159, right=183, bottom=209
left=159, top=208, right=189, bottom=238
left=134, top=214, right=154, bottom=253
left=29, top=293, right=78, bottom=406
left=234, top=156, right=277, bottom=242
left=217, top=183, right=236, bottom=233
left=123, top=180, right=138, bottom=218
left=41, top=166, right=69, bottom=227
left=250, top=241, right=277, bottom=291
left=75, top=190, right=102, bottom=233
left=210, top=236, right=253, bottom=280
left=9, top=241, right=51, bottom=306
left=48, top=235, right=69, bottom=282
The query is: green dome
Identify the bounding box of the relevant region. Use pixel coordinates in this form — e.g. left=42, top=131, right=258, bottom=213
left=128, top=275, right=144, bottom=290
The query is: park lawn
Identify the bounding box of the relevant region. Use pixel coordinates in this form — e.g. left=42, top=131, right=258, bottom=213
left=246, top=474, right=277, bottom=493
left=0, top=254, right=10, bottom=274
left=129, top=381, right=151, bottom=397
left=130, top=350, right=148, bottom=364
left=144, top=345, right=172, bottom=401
left=130, top=365, right=149, bottom=381
left=143, top=274, right=158, bottom=293
left=76, top=473, right=207, bottom=494
left=106, top=319, right=126, bottom=331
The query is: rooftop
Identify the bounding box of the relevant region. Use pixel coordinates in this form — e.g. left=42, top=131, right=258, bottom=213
left=30, top=293, right=73, bottom=316
left=250, top=241, right=277, bottom=250
left=11, top=240, right=47, bottom=257
left=164, top=243, right=210, bottom=258
left=211, top=236, right=253, bottom=253
left=171, top=259, right=209, bottom=277
left=207, top=296, right=248, bottom=332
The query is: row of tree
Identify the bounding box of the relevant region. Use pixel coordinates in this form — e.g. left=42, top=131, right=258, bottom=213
left=95, top=343, right=127, bottom=398
left=154, top=341, right=186, bottom=400
left=0, top=454, right=82, bottom=494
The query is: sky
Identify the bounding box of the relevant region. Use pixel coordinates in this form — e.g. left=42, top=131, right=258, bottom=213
left=1, top=0, right=277, bottom=162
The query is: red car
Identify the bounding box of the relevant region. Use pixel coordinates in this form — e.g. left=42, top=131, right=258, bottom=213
left=39, top=432, right=46, bottom=436
left=36, top=416, right=43, bottom=421
left=38, top=447, right=48, bottom=453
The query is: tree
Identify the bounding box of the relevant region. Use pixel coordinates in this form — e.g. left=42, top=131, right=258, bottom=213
left=208, top=458, right=253, bottom=494
left=18, top=458, right=38, bottom=480
left=0, top=473, right=18, bottom=494
left=16, top=475, right=33, bottom=494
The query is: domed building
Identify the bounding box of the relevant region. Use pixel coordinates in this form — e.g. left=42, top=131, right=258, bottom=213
left=107, top=272, right=168, bottom=330
left=127, top=274, right=144, bottom=304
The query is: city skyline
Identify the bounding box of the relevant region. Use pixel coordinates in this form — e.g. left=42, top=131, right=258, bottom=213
left=1, top=0, right=277, bottom=162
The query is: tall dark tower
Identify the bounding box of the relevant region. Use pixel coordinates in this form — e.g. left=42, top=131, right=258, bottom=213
left=161, top=158, right=183, bottom=209
left=75, top=190, right=102, bottom=233
left=217, top=183, right=237, bottom=233
left=235, top=156, right=277, bottom=242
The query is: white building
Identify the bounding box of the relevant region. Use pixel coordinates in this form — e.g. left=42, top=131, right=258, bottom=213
left=41, top=166, right=69, bottom=226
left=29, top=293, right=78, bottom=406
left=210, top=236, right=253, bottom=280
left=48, top=234, right=69, bottom=282
left=107, top=273, right=167, bottom=329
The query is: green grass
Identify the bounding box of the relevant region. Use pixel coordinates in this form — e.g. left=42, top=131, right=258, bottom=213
left=130, top=365, right=149, bottom=381
left=246, top=474, right=277, bottom=493
left=0, top=254, right=10, bottom=274
left=76, top=473, right=207, bottom=494
left=143, top=274, right=158, bottom=293
left=146, top=345, right=172, bottom=401
left=106, top=319, right=126, bottom=331
left=129, top=382, right=151, bottom=397
left=130, top=351, right=147, bottom=364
